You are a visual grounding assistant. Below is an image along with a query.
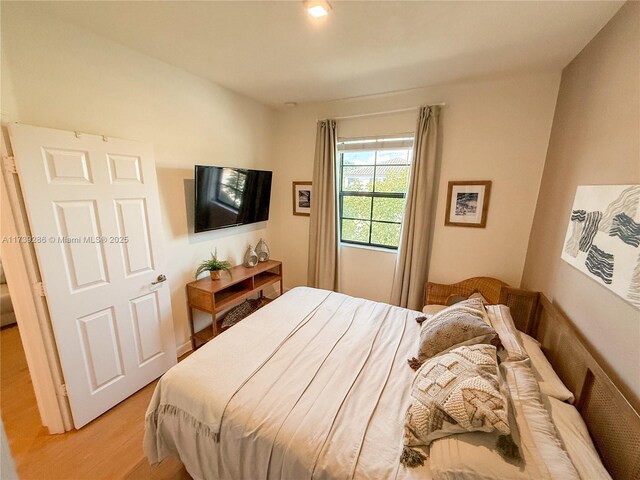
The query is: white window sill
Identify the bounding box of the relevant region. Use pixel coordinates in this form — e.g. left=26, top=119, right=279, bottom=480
left=340, top=242, right=398, bottom=254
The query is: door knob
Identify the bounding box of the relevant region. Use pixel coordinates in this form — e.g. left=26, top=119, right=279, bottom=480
left=151, top=274, right=167, bottom=285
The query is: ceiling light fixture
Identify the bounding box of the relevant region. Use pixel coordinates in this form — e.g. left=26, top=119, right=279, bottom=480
left=304, top=0, right=331, bottom=18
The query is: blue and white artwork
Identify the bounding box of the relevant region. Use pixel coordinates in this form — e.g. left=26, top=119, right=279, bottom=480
left=561, top=185, right=640, bottom=309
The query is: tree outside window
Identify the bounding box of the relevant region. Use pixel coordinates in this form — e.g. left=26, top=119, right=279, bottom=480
left=339, top=139, right=413, bottom=249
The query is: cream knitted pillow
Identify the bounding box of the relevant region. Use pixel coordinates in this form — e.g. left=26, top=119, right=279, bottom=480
left=411, top=298, right=496, bottom=367
left=401, top=344, right=516, bottom=467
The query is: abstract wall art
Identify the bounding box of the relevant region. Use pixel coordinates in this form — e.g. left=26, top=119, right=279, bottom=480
left=561, top=184, right=640, bottom=309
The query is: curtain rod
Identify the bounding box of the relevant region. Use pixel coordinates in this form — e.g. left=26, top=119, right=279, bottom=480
left=321, top=103, right=446, bottom=122
left=337, top=132, right=415, bottom=142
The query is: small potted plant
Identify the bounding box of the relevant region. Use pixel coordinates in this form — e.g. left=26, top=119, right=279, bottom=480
left=195, top=250, right=232, bottom=280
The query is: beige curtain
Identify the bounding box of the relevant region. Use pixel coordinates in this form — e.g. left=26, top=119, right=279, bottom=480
left=390, top=106, right=441, bottom=309
left=307, top=119, right=339, bottom=290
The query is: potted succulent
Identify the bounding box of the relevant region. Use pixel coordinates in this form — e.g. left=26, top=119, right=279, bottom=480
left=195, top=250, right=232, bottom=280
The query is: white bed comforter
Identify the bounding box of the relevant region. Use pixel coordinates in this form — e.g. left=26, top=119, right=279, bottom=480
left=144, top=287, right=430, bottom=480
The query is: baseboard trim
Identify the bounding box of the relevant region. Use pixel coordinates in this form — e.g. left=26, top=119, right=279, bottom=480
left=176, top=340, right=192, bottom=358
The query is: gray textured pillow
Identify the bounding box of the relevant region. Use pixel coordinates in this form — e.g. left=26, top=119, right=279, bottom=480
left=415, top=298, right=496, bottom=363
left=401, top=344, right=515, bottom=467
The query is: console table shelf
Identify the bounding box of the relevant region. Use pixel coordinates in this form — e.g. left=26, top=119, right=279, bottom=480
left=186, top=260, right=283, bottom=349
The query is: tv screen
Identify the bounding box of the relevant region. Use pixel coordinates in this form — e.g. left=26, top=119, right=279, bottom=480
left=194, top=165, right=272, bottom=233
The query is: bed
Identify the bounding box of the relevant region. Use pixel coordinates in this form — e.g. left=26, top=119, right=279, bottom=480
left=144, top=278, right=640, bottom=480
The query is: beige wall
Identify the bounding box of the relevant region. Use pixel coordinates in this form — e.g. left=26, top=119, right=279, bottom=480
left=1, top=3, right=277, bottom=352
left=522, top=2, right=640, bottom=400
left=269, top=73, right=561, bottom=302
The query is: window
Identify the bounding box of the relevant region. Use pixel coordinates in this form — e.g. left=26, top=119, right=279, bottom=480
left=338, top=136, right=413, bottom=249
left=217, top=167, right=247, bottom=209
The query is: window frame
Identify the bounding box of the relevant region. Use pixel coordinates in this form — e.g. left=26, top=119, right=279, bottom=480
left=337, top=136, right=413, bottom=250
left=217, top=168, right=247, bottom=209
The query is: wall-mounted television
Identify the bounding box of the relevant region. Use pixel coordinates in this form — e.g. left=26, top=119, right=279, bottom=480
left=194, top=165, right=272, bottom=233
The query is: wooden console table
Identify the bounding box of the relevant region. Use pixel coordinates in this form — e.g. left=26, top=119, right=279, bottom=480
left=186, top=260, right=283, bottom=349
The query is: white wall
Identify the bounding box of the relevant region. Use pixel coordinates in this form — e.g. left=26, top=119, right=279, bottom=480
left=1, top=3, right=277, bottom=352
left=269, top=73, right=561, bottom=303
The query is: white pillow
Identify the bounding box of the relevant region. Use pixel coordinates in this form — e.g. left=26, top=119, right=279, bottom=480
left=543, top=394, right=612, bottom=480
left=429, top=360, right=579, bottom=480
left=485, top=305, right=528, bottom=361
left=519, top=332, right=575, bottom=403
left=469, top=291, right=488, bottom=304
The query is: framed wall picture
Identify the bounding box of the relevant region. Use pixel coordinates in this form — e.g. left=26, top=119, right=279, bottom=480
left=292, top=181, right=312, bottom=216
left=445, top=180, right=492, bottom=228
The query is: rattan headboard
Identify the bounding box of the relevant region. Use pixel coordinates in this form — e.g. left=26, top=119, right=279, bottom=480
left=425, top=277, right=539, bottom=332
left=425, top=278, right=640, bottom=479
left=534, top=295, right=640, bottom=480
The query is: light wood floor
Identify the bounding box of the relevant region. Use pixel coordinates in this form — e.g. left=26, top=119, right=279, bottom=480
left=1, top=325, right=191, bottom=480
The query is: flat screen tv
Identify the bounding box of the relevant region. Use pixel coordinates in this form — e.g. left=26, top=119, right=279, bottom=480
left=194, top=165, right=272, bottom=233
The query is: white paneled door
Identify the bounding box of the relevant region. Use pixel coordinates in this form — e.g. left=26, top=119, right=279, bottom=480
left=9, top=124, right=176, bottom=428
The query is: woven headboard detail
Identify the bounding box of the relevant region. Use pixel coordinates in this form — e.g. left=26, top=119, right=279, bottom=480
left=425, top=277, right=507, bottom=305
left=425, top=277, right=538, bottom=332
left=498, top=286, right=539, bottom=334
left=535, top=295, right=640, bottom=480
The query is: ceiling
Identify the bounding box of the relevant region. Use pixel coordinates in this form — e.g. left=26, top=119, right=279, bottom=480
left=38, top=1, right=623, bottom=106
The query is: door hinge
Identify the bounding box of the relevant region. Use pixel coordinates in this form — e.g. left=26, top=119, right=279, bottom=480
left=58, top=384, right=68, bottom=397
left=34, top=282, right=46, bottom=297
left=2, top=156, right=17, bottom=174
